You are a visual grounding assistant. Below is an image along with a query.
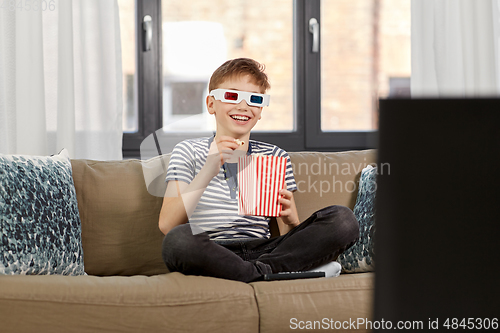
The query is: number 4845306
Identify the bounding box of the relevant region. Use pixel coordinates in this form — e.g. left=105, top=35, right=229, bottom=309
left=443, top=318, right=498, bottom=330
left=0, top=0, right=56, bottom=11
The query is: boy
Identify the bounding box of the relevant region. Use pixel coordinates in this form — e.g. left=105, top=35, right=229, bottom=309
left=159, top=58, right=359, bottom=282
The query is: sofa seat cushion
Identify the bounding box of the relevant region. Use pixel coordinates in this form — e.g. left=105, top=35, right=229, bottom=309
left=0, top=272, right=259, bottom=333
left=251, top=272, right=374, bottom=333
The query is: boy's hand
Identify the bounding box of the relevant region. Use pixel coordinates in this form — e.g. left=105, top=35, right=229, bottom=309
left=278, top=189, right=300, bottom=227
left=206, top=136, right=241, bottom=177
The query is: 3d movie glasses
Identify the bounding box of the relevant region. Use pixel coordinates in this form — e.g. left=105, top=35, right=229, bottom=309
left=209, top=89, right=270, bottom=107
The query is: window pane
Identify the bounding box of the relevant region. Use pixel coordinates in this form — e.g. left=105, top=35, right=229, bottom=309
left=117, top=0, right=138, bottom=133
left=320, top=0, right=411, bottom=131
left=161, top=0, right=294, bottom=133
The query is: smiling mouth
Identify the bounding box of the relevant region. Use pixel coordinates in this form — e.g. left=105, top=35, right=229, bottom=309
left=230, top=115, right=250, bottom=121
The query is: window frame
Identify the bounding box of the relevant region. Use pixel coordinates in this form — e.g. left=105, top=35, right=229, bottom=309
left=122, top=0, right=378, bottom=159
left=302, top=0, right=379, bottom=151
left=122, top=0, right=163, bottom=158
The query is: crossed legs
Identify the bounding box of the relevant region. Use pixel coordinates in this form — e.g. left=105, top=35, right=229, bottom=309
left=162, top=205, right=359, bottom=283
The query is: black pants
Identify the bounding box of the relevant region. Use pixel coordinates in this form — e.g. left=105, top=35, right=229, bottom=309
left=162, top=205, right=359, bottom=283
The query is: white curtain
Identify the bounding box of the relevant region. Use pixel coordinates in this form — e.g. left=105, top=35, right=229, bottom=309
left=411, top=0, right=500, bottom=97
left=0, top=0, right=123, bottom=160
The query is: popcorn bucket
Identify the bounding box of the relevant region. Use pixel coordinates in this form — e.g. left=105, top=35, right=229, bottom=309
left=238, top=155, right=287, bottom=216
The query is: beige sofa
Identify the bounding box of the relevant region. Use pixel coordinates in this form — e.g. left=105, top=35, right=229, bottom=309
left=0, top=149, right=376, bottom=333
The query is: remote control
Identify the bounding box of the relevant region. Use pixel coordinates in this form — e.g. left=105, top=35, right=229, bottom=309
left=263, top=271, right=325, bottom=281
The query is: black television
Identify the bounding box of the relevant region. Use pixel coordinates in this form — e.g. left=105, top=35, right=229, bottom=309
left=374, top=98, right=500, bottom=331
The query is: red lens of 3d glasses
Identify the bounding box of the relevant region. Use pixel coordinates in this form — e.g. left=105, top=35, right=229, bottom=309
left=224, top=91, right=239, bottom=101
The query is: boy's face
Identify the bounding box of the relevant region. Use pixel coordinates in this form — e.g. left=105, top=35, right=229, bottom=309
left=206, top=75, right=264, bottom=139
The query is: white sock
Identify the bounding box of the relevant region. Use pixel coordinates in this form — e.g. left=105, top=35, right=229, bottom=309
left=306, top=261, right=342, bottom=278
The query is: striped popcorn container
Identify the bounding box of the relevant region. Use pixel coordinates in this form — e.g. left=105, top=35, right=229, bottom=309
left=237, top=155, right=287, bottom=216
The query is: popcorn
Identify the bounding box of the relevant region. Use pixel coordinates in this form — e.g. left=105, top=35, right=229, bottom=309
left=235, top=139, right=245, bottom=146
left=237, top=155, right=287, bottom=217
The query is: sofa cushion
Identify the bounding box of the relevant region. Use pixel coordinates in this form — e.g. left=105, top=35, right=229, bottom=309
left=0, top=149, right=84, bottom=275
left=288, top=150, right=377, bottom=223
left=0, top=272, right=259, bottom=333
left=71, top=158, right=167, bottom=276
left=338, top=165, right=377, bottom=273
left=251, top=272, right=374, bottom=333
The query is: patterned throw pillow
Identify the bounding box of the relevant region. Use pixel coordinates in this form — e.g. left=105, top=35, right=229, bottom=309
left=338, top=165, right=377, bottom=273
left=0, top=149, right=84, bottom=275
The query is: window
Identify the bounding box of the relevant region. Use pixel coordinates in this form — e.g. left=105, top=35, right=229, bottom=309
left=160, top=1, right=294, bottom=133
left=118, top=0, right=138, bottom=133
left=320, top=0, right=411, bottom=131
left=120, top=0, right=411, bottom=158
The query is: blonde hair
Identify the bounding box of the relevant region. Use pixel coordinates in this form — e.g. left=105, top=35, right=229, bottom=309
left=209, top=58, right=271, bottom=93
